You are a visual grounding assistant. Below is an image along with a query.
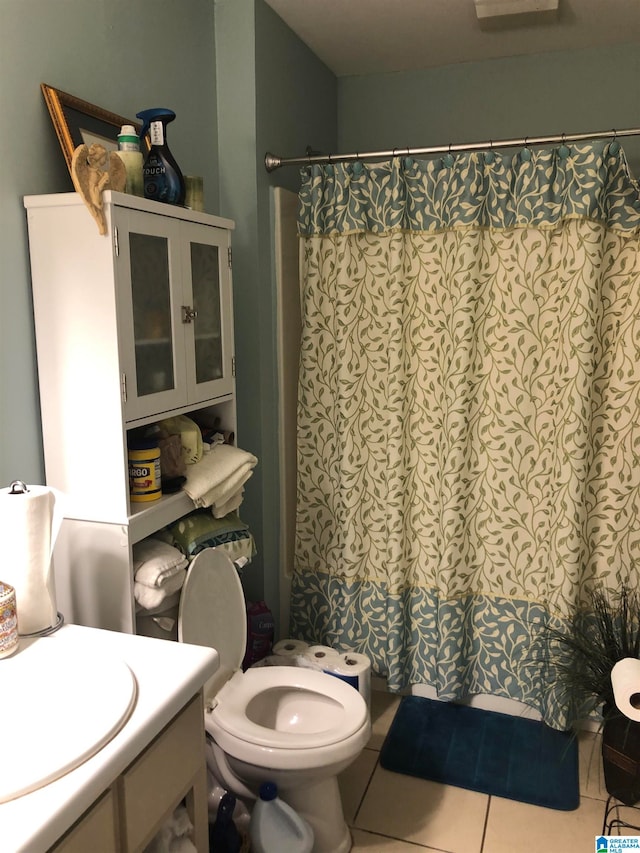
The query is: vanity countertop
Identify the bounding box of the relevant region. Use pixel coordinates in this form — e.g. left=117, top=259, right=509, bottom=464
left=0, top=623, right=218, bottom=853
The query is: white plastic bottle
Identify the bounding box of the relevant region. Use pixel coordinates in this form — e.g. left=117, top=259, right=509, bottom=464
left=249, top=782, right=314, bottom=853
left=116, top=125, right=144, bottom=197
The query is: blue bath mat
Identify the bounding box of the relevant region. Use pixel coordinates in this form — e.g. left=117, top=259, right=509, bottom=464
left=379, top=696, right=579, bottom=810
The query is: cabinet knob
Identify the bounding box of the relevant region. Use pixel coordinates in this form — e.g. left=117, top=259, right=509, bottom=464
left=181, top=305, right=198, bottom=324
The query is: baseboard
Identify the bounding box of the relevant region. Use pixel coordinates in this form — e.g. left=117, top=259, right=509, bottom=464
left=370, top=677, right=597, bottom=726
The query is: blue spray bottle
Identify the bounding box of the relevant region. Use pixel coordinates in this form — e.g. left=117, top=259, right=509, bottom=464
left=136, top=108, right=186, bottom=206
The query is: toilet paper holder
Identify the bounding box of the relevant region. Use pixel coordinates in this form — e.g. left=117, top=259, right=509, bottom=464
left=9, top=480, right=28, bottom=495
left=19, top=613, right=64, bottom=638
left=5, top=480, right=64, bottom=637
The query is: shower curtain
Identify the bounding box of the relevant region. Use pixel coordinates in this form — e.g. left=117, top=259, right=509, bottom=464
left=289, top=141, right=640, bottom=728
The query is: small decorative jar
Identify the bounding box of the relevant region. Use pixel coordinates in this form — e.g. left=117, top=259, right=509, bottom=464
left=0, top=582, right=19, bottom=658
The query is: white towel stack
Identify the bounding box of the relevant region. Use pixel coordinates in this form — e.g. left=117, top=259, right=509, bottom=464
left=182, top=443, right=258, bottom=514
left=133, top=538, right=189, bottom=611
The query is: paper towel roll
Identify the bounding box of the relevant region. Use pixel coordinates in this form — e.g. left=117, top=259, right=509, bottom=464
left=0, top=483, right=62, bottom=635
left=612, top=657, right=640, bottom=722
left=324, top=652, right=371, bottom=706
left=272, top=639, right=309, bottom=657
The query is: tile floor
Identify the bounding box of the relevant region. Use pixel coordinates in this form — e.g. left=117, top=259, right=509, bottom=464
left=337, top=690, right=640, bottom=852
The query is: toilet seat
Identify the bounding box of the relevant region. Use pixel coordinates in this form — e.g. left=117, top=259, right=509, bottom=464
left=178, top=549, right=368, bottom=751
left=210, top=665, right=368, bottom=749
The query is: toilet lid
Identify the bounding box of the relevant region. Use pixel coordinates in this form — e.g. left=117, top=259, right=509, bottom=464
left=178, top=548, right=246, bottom=696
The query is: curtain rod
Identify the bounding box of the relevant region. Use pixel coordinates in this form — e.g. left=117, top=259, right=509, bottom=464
left=264, top=126, right=640, bottom=172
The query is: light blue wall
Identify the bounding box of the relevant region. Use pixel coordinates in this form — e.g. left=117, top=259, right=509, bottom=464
left=255, top=1, right=338, bottom=196
left=255, top=0, right=337, bottom=618
left=215, top=0, right=337, bottom=621
left=1, top=0, right=219, bottom=488
left=338, top=44, right=640, bottom=176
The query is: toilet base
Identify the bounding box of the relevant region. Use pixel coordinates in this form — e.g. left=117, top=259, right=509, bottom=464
left=280, top=775, right=352, bottom=853
left=206, top=739, right=353, bottom=853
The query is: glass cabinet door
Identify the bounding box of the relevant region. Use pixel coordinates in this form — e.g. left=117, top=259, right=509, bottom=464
left=191, top=240, right=223, bottom=384
left=182, top=222, right=235, bottom=403
left=116, top=210, right=186, bottom=422
left=129, top=231, right=176, bottom=396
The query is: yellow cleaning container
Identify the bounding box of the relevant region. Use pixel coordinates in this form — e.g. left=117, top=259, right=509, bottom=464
left=128, top=441, right=161, bottom=502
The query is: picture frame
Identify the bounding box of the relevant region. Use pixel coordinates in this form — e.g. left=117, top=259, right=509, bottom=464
left=41, top=83, right=142, bottom=174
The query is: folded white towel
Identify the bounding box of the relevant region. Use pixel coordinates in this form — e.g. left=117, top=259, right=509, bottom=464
left=183, top=444, right=257, bottom=509
left=212, top=487, right=244, bottom=518
left=135, top=589, right=182, bottom=615
left=133, top=538, right=189, bottom=587
left=134, top=568, right=187, bottom=611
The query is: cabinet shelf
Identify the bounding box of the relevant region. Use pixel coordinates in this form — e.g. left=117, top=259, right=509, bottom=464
left=134, top=332, right=221, bottom=347
left=129, top=490, right=197, bottom=545
left=135, top=337, right=172, bottom=346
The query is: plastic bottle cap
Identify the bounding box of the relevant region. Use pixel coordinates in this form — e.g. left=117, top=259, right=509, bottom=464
left=118, top=125, right=140, bottom=148
left=259, top=781, right=278, bottom=801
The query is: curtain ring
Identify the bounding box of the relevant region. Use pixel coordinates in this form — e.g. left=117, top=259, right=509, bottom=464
left=610, top=129, right=620, bottom=155
left=558, top=132, right=569, bottom=159
left=444, top=142, right=454, bottom=167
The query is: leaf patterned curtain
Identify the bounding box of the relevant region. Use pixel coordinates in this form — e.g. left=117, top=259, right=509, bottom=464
left=290, top=142, right=640, bottom=728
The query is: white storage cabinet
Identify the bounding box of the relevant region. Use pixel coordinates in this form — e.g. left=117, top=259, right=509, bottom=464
left=24, top=191, right=236, bottom=633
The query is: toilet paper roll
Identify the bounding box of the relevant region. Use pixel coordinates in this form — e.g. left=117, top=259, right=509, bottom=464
left=272, top=639, right=309, bottom=657
left=324, top=652, right=371, bottom=706
left=0, top=483, right=63, bottom=635
left=611, top=657, right=640, bottom=722
left=304, top=645, right=341, bottom=666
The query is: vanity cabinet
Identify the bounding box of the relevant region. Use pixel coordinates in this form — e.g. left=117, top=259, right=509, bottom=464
left=53, top=694, right=208, bottom=853
left=51, top=789, right=118, bottom=853
left=24, top=192, right=236, bottom=633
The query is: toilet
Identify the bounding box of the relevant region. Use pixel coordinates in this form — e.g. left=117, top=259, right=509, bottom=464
left=176, top=548, right=371, bottom=853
